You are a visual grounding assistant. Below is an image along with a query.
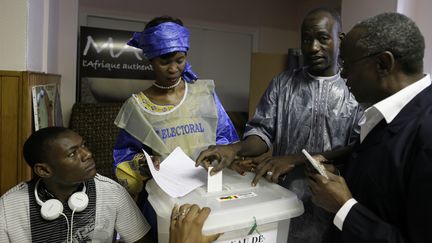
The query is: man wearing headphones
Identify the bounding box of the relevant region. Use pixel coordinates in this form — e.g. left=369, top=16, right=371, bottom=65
left=0, top=127, right=219, bottom=243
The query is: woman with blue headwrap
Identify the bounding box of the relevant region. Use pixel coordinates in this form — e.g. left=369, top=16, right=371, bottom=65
left=113, top=16, right=239, bottom=198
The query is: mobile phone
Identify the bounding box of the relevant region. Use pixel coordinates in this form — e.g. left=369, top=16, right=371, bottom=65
left=301, top=149, right=328, bottom=179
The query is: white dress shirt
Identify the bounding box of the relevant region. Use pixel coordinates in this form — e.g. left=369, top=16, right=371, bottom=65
left=333, top=74, right=431, bottom=231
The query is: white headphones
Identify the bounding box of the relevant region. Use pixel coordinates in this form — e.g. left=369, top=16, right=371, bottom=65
left=34, top=179, right=89, bottom=221
left=34, top=179, right=89, bottom=243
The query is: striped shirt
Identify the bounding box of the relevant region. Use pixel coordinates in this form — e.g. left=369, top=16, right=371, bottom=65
left=0, top=174, right=150, bottom=242
left=29, top=178, right=97, bottom=242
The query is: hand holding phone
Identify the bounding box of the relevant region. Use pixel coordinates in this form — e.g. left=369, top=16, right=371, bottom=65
left=302, top=149, right=328, bottom=179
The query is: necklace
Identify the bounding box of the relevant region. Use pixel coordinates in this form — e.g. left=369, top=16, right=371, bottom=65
left=153, top=78, right=182, bottom=89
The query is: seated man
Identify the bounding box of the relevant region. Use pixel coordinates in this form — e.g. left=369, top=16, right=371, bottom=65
left=0, top=127, right=219, bottom=243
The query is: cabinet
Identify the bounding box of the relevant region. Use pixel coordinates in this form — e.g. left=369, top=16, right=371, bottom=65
left=0, top=71, right=61, bottom=195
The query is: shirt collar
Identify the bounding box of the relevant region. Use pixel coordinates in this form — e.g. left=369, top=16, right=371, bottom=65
left=305, top=70, right=341, bottom=81
left=36, top=179, right=88, bottom=201
left=360, top=74, right=431, bottom=142
left=374, top=74, right=431, bottom=123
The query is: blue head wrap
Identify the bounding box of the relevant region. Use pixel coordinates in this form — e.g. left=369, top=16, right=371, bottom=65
left=127, top=22, right=198, bottom=82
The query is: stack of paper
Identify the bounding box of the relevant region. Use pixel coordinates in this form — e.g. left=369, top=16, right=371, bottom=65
left=143, top=147, right=207, bottom=198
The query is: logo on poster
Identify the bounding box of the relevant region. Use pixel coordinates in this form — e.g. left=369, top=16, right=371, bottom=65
left=83, top=36, right=143, bottom=60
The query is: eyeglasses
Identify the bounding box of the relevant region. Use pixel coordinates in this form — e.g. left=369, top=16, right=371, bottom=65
left=340, top=52, right=382, bottom=70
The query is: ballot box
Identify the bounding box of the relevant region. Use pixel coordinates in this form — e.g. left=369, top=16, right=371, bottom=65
left=146, top=169, right=304, bottom=243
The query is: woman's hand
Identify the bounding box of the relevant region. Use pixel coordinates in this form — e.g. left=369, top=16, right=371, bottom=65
left=169, top=204, right=221, bottom=243
left=150, top=155, right=161, bottom=171
left=137, top=155, right=161, bottom=176
left=229, top=157, right=257, bottom=175
left=195, top=144, right=240, bottom=175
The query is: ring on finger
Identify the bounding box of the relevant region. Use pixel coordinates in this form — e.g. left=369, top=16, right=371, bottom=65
left=180, top=208, right=189, bottom=217
left=172, top=212, right=180, bottom=221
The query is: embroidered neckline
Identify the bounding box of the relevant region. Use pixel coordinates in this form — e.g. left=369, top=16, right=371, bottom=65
left=135, top=93, right=176, bottom=113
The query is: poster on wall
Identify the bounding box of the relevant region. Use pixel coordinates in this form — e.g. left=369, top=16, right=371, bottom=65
left=78, top=26, right=155, bottom=103
left=31, top=84, right=63, bottom=131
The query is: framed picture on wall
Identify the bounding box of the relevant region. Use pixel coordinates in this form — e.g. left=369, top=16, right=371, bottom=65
left=31, top=84, right=63, bottom=131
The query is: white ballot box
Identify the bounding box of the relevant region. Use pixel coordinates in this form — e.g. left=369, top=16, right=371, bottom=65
left=146, top=169, right=304, bottom=243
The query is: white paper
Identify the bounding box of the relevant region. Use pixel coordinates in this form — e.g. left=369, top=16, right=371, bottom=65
left=207, top=166, right=222, bottom=193
left=143, top=147, right=207, bottom=198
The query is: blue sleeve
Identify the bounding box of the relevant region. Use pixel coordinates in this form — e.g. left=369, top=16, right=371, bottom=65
left=113, top=129, right=152, bottom=168
left=214, top=93, right=240, bottom=145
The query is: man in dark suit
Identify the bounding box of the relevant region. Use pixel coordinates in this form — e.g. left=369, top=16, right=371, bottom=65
left=307, top=12, right=432, bottom=243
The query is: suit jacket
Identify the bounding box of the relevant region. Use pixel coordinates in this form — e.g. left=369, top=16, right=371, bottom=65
left=336, top=85, right=432, bottom=243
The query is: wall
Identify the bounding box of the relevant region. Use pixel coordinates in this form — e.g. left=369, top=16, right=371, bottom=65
left=79, top=0, right=340, bottom=32
left=187, top=27, right=252, bottom=111
left=342, top=0, right=432, bottom=74
left=341, top=0, right=397, bottom=32
left=398, top=0, right=432, bottom=74
left=78, top=0, right=340, bottom=54
left=0, top=0, right=27, bottom=70
left=46, top=0, right=59, bottom=74
left=27, top=0, right=44, bottom=71
left=0, top=0, right=78, bottom=126
left=58, top=0, right=79, bottom=126
left=257, top=27, right=299, bottom=53
left=25, top=0, right=60, bottom=74
left=27, top=0, right=76, bottom=125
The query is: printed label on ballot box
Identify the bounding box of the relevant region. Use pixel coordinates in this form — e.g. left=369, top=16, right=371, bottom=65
left=214, top=228, right=277, bottom=243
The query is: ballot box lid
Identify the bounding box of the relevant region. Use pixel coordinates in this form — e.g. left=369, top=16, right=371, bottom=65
left=146, top=169, right=304, bottom=235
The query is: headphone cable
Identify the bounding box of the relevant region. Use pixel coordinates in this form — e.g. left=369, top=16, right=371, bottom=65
left=69, top=209, right=77, bottom=243
left=60, top=213, right=70, bottom=243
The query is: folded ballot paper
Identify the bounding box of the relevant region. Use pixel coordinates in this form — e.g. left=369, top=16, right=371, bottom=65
left=143, top=147, right=220, bottom=198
